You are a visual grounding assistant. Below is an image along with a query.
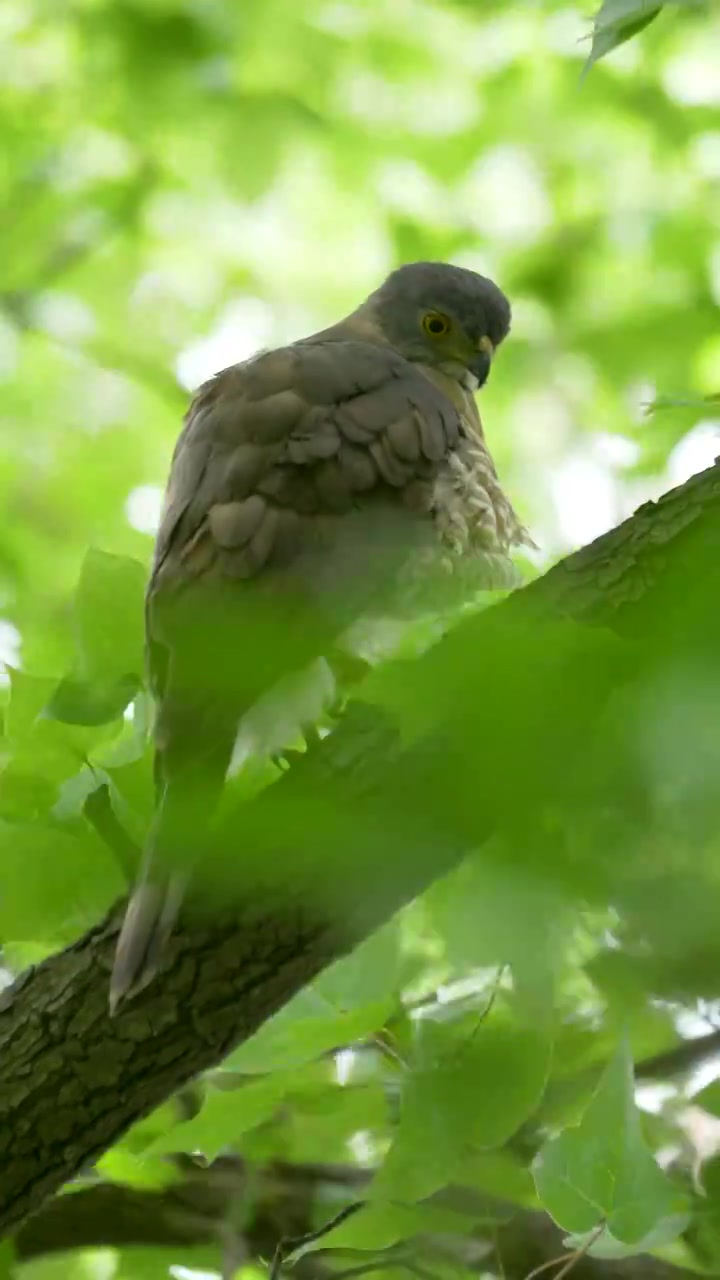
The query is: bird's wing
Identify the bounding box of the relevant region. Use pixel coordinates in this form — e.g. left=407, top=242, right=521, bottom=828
left=110, top=339, right=505, bottom=1012
left=151, top=339, right=461, bottom=592
left=146, top=339, right=465, bottom=713
left=110, top=339, right=465, bottom=1011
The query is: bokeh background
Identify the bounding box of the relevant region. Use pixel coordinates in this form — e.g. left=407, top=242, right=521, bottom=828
left=3, top=2, right=720, bottom=1279
left=2, top=0, right=719, bottom=681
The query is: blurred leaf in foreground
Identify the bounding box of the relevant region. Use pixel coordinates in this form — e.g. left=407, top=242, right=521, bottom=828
left=374, top=1014, right=551, bottom=1203
left=533, top=1039, right=688, bottom=1253
left=584, top=0, right=663, bottom=74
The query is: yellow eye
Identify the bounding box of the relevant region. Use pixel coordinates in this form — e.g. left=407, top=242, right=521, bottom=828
left=422, top=311, right=451, bottom=338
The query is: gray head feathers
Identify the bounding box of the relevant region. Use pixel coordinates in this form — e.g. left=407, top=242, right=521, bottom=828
left=369, top=261, right=511, bottom=350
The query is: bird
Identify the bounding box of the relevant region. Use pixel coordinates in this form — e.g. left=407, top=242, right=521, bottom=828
left=109, top=260, right=532, bottom=1012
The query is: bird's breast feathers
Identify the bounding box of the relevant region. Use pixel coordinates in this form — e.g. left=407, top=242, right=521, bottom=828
left=414, top=361, right=530, bottom=559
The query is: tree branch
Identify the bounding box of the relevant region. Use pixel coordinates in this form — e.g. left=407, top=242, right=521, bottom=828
left=14, top=1157, right=701, bottom=1280
left=1, top=461, right=720, bottom=1237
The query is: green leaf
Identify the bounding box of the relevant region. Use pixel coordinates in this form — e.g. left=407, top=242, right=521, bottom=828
left=117, top=1097, right=190, bottom=1157
left=4, top=670, right=60, bottom=742
left=693, top=1078, right=720, bottom=1118
left=0, top=821, right=122, bottom=943
left=4, top=668, right=126, bottom=802
left=584, top=0, right=662, bottom=74
left=147, top=1074, right=289, bottom=1159
left=113, top=1247, right=221, bottom=1280
left=374, top=1016, right=551, bottom=1203
left=229, top=996, right=394, bottom=1072
left=565, top=1213, right=691, bottom=1259
left=648, top=391, right=720, bottom=413
left=96, top=1146, right=178, bottom=1190
left=429, top=854, right=568, bottom=1024
left=296, top=1201, right=478, bottom=1258
left=45, top=672, right=140, bottom=726
left=314, top=922, right=401, bottom=1008
left=459, top=1148, right=539, bottom=1208
left=73, top=549, right=146, bottom=682
left=0, top=1242, right=13, bottom=1279
left=533, top=1041, right=687, bottom=1246
left=228, top=936, right=399, bottom=1073
left=285, top=1084, right=387, bottom=1163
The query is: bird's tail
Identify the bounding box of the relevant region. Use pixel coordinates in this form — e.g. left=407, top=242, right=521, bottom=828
left=109, top=753, right=225, bottom=1013
left=109, top=861, right=188, bottom=1015
left=109, top=686, right=240, bottom=1012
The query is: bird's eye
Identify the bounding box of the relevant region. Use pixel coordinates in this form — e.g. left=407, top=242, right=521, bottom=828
left=422, top=311, right=451, bottom=338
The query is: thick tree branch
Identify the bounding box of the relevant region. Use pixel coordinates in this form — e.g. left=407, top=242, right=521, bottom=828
left=14, top=1157, right=701, bottom=1280
left=14, top=1158, right=331, bottom=1263
left=1, top=461, right=720, bottom=1237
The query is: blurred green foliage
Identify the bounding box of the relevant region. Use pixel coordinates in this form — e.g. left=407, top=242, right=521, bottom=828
left=2, top=0, right=720, bottom=1277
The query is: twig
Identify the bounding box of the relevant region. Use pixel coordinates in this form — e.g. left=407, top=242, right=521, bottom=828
left=524, top=1223, right=604, bottom=1280
left=636, top=1029, right=720, bottom=1082
left=402, top=1265, right=441, bottom=1280
left=326, top=1264, right=390, bottom=1280
left=371, top=1030, right=408, bottom=1070
left=329, top=1260, right=439, bottom=1280
left=330, top=1263, right=409, bottom=1280
left=524, top=1250, right=571, bottom=1279
left=467, top=966, right=507, bottom=1042
left=269, top=1201, right=365, bottom=1280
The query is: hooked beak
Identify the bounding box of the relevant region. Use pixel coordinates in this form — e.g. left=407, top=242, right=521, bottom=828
left=469, top=335, right=494, bottom=388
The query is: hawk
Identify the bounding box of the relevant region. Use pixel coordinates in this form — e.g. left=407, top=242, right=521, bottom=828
left=110, top=261, right=531, bottom=1010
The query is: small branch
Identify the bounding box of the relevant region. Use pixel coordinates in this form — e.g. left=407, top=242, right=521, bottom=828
left=270, top=1201, right=365, bottom=1280
left=525, top=1224, right=604, bottom=1280
left=12, top=1157, right=701, bottom=1279
left=636, top=1029, right=720, bottom=1083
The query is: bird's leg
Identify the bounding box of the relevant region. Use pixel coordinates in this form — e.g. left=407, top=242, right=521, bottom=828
left=271, top=721, right=323, bottom=771
left=271, top=650, right=372, bottom=771
left=302, top=722, right=323, bottom=751
left=326, top=646, right=372, bottom=719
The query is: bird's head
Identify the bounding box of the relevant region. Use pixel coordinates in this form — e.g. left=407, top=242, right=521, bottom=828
left=363, top=261, right=511, bottom=390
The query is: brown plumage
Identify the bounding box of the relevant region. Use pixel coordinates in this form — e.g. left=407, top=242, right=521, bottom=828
left=110, top=261, right=531, bottom=1012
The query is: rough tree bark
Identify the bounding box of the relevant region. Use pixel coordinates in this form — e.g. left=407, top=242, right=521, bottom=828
left=1, top=460, right=719, bottom=1239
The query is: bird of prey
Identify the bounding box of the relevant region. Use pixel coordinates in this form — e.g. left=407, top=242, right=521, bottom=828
left=110, top=261, right=531, bottom=1011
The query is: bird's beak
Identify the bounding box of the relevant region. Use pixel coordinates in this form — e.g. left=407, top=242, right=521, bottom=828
left=469, top=335, right=494, bottom=388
